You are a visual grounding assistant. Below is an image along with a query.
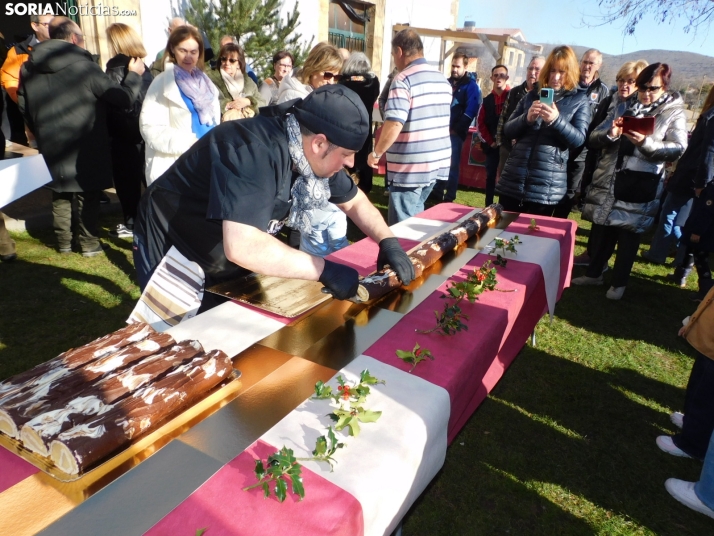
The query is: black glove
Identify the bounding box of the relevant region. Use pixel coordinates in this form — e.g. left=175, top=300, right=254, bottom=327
left=377, top=237, right=415, bottom=285
left=319, top=259, right=359, bottom=300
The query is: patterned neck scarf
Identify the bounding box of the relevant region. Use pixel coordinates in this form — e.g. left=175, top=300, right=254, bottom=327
left=285, top=114, right=331, bottom=234
left=173, top=65, right=218, bottom=126
left=629, top=92, right=669, bottom=117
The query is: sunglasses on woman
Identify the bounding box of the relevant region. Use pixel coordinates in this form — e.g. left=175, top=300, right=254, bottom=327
left=323, top=72, right=341, bottom=81
left=638, top=85, right=662, bottom=93
left=220, top=57, right=239, bottom=64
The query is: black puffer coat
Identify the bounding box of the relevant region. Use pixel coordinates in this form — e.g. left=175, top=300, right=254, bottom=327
left=667, top=106, right=714, bottom=196
left=17, top=40, right=142, bottom=192
left=497, top=86, right=591, bottom=205
left=105, top=54, right=153, bottom=144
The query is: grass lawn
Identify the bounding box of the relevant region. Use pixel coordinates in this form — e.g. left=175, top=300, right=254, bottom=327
left=1, top=177, right=713, bottom=534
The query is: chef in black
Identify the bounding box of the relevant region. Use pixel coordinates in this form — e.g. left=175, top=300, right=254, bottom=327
left=133, top=84, right=414, bottom=308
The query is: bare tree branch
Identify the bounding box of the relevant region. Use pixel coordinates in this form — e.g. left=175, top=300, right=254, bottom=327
left=584, top=0, right=714, bottom=37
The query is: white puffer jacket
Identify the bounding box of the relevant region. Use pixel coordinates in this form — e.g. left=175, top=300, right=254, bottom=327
left=139, top=63, right=220, bottom=184
left=276, top=74, right=311, bottom=104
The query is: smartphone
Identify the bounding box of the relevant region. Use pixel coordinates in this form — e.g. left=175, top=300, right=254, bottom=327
left=622, top=116, right=655, bottom=136
left=539, top=88, right=554, bottom=106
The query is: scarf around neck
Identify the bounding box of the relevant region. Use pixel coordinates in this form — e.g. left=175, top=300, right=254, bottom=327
left=285, top=114, right=331, bottom=234
left=174, top=65, right=218, bottom=126
left=220, top=68, right=245, bottom=101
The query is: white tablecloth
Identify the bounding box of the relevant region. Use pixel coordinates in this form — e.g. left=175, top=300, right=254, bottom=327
left=262, top=354, right=450, bottom=536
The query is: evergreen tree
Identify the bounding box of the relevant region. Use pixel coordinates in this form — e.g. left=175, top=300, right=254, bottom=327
left=185, top=0, right=312, bottom=79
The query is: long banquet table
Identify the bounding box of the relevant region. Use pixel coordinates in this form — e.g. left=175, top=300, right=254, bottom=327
left=0, top=204, right=575, bottom=535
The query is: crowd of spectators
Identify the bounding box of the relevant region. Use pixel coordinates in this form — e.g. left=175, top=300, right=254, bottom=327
left=1, top=15, right=714, bottom=521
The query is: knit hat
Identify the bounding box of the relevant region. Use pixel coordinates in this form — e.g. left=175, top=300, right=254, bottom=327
left=292, top=85, right=369, bottom=151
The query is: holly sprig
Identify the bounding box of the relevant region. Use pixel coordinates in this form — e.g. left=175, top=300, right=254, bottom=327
left=491, top=236, right=521, bottom=267
left=396, top=342, right=435, bottom=372
left=422, top=302, right=469, bottom=335
left=305, top=426, right=344, bottom=470
left=243, top=447, right=305, bottom=502
left=445, top=260, right=499, bottom=303
left=312, top=370, right=385, bottom=405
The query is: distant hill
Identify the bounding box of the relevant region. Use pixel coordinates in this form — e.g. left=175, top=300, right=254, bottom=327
left=539, top=44, right=713, bottom=89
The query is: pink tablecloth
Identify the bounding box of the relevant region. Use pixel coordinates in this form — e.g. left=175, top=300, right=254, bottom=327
left=417, top=203, right=479, bottom=223
left=365, top=255, right=545, bottom=443
left=0, top=447, right=39, bottom=493
left=146, top=440, right=363, bottom=536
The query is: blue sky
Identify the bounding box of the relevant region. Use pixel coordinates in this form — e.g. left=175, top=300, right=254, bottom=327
left=458, top=0, right=714, bottom=57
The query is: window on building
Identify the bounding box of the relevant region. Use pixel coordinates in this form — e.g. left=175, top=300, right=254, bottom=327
left=328, top=0, right=367, bottom=52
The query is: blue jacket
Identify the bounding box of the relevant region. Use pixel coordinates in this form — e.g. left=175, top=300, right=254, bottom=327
left=683, top=181, right=714, bottom=252
left=448, top=72, right=481, bottom=139
left=497, top=85, right=591, bottom=205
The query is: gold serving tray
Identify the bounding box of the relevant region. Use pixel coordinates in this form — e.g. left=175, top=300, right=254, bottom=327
left=207, top=273, right=332, bottom=317
left=0, top=370, right=242, bottom=484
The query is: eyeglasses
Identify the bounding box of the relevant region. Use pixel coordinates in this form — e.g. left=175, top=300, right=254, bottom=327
left=616, top=78, right=637, bottom=85
left=638, top=85, right=662, bottom=93
left=492, top=73, right=508, bottom=79
left=276, top=62, right=293, bottom=70
left=36, top=22, right=50, bottom=28
left=323, top=72, right=341, bottom=81
left=220, top=57, right=239, bottom=64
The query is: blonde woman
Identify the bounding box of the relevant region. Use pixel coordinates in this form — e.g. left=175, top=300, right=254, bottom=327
left=497, top=45, right=592, bottom=216
left=276, top=43, right=343, bottom=104
left=276, top=43, right=348, bottom=257
left=140, top=25, right=220, bottom=184
left=574, top=59, right=648, bottom=266
left=104, top=23, right=153, bottom=238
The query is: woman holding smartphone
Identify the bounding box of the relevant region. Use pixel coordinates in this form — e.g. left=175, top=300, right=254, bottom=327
left=496, top=45, right=591, bottom=216
left=573, top=63, right=687, bottom=300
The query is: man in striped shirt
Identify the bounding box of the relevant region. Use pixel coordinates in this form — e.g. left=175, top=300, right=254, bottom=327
left=367, top=29, right=451, bottom=224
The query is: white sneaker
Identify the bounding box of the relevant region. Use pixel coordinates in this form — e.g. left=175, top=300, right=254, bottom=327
left=665, top=479, right=714, bottom=519
left=571, top=275, right=604, bottom=286
left=670, top=412, right=684, bottom=429
left=656, top=435, right=692, bottom=458
left=606, top=286, right=625, bottom=300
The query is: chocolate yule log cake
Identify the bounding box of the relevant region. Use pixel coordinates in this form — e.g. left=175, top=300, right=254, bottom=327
left=50, top=350, right=233, bottom=475
left=0, top=332, right=176, bottom=438
left=19, top=341, right=204, bottom=457
left=351, top=204, right=503, bottom=303
left=0, top=323, right=155, bottom=402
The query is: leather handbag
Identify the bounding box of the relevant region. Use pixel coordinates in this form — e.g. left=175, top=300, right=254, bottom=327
left=683, top=286, right=714, bottom=360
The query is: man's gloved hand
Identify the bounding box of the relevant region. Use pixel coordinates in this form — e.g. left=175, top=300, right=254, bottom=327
left=377, top=237, right=415, bottom=285
left=319, top=259, right=360, bottom=300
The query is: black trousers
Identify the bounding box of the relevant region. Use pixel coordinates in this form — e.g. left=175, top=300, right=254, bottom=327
left=4, top=93, right=27, bottom=145
left=585, top=224, right=641, bottom=287
left=498, top=194, right=559, bottom=217
left=52, top=191, right=101, bottom=251
left=673, top=352, right=714, bottom=459
left=680, top=246, right=713, bottom=293
left=111, top=141, right=145, bottom=228
left=484, top=148, right=499, bottom=207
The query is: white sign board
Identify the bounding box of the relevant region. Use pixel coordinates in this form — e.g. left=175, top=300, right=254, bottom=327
left=0, top=154, right=52, bottom=209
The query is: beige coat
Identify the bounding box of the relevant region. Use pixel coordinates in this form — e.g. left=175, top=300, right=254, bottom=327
left=139, top=63, right=220, bottom=184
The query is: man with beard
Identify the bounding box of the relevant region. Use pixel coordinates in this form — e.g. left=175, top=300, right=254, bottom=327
left=438, top=52, right=481, bottom=203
